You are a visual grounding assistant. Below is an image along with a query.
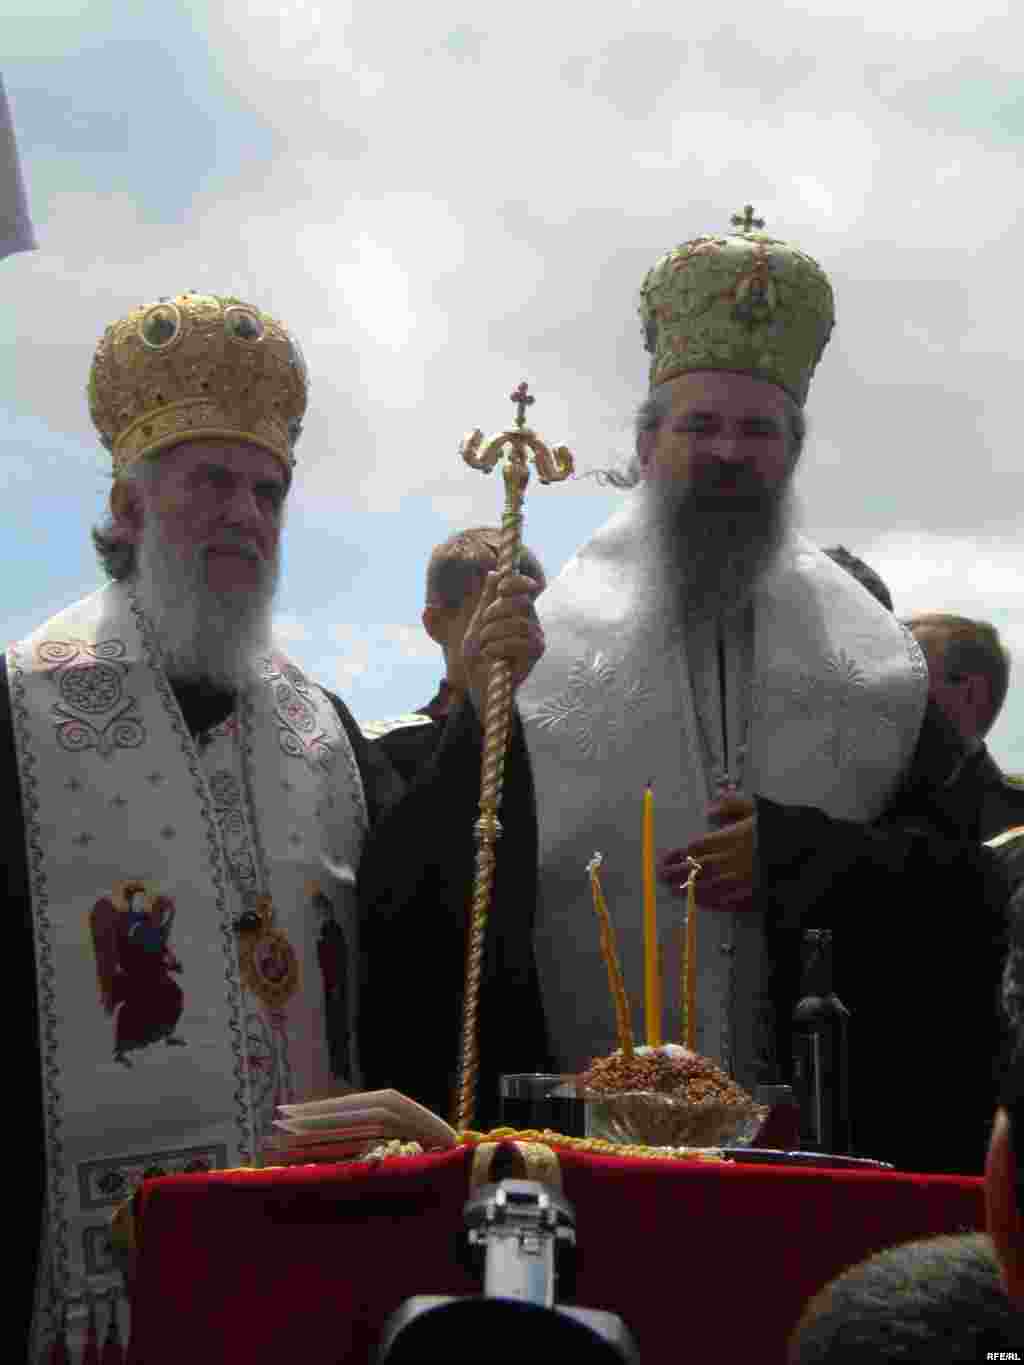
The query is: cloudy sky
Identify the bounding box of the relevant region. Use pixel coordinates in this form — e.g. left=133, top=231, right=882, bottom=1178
left=3, top=0, right=1024, bottom=768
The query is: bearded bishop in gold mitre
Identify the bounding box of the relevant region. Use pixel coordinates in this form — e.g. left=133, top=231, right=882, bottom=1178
left=6, top=291, right=548, bottom=1361
left=517, top=207, right=1009, bottom=1175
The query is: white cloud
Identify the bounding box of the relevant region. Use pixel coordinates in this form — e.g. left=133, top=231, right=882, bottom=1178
left=334, top=232, right=416, bottom=351
left=865, top=534, right=1024, bottom=613
left=273, top=615, right=312, bottom=644
left=4, top=1, right=1024, bottom=748
left=324, top=621, right=434, bottom=660
left=775, top=0, right=1014, bottom=37
left=791, top=176, right=838, bottom=225
left=328, top=624, right=363, bottom=645
left=8, top=6, right=1022, bottom=536
left=326, top=642, right=371, bottom=690
left=379, top=623, right=435, bottom=660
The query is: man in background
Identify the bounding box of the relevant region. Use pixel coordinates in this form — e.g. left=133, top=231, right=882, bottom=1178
left=358, top=525, right=552, bottom=1121
left=365, top=527, right=546, bottom=781
left=905, top=613, right=1024, bottom=843
left=822, top=553, right=1024, bottom=857
left=825, top=559, right=1023, bottom=845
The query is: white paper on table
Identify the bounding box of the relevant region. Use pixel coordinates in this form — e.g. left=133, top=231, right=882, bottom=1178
left=273, top=1106, right=398, bottom=1134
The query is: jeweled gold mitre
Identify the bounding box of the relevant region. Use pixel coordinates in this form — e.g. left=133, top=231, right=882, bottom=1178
left=638, top=207, right=835, bottom=406
left=88, top=292, right=308, bottom=477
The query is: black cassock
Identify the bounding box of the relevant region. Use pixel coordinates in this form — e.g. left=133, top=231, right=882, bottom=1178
left=761, top=698, right=1012, bottom=1175
left=6, top=661, right=548, bottom=1357
left=358, top=698, right=552, bottom=1125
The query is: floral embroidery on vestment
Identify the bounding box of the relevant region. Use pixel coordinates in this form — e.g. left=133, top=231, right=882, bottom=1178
left=531, top=649, right=655, bottom=763
left=754, top=645, right=905, bottom=771
left=209, top=763, right=260, bottom=906
left=262, top=654, right=336, bottom=773
left=37, top=637, right=146, bottom=759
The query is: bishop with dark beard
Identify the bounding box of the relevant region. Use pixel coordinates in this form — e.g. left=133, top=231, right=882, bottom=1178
left=517, top=213, right=1008, bottom=1177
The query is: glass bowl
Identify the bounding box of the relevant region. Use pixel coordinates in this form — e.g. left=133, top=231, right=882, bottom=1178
left=582, top=1088, right=768, bottom=1149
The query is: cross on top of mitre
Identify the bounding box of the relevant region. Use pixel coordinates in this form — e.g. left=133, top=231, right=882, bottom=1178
left=730, top=204, right=766, bottom=233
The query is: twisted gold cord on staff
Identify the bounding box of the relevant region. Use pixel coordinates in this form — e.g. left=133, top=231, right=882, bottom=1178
left=453, top=383, right=573, bottom=1130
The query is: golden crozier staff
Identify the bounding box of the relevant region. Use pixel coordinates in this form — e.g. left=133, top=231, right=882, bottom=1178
left=454, top=383, right=573, bottom=1129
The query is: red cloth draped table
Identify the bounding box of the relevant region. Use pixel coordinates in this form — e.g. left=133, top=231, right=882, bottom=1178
left=127, top=1145, right=985, bottom=1365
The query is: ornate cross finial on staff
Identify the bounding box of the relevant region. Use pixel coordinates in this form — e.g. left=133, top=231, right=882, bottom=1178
left=731, top=204, right=766, bottom=233
left=453, top=385, right=574, bottom=1131
left=510, top=380, right=535, bottom=428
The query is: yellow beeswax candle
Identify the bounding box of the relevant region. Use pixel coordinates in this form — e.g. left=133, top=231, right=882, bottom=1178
left=642, top=784, right=661, bottom=1046
left=587, top=853, right=635, bottom=1058
left=685, top=858, right=700, bottom=1051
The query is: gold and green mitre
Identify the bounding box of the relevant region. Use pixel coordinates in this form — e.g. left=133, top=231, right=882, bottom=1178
left=87, top=292, right=308, bottom=478
left=638, top=205, right=835, bottom=406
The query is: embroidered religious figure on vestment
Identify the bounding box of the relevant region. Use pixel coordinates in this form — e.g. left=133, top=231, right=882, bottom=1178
left=88, top=879, right=186, bottom=1065
left=309, top=879, right=351, bottom=1079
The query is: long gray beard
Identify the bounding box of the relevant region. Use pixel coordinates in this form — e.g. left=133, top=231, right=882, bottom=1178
left=134, top=526, right=279, bottom=692
left=642, top=472, right=797, bottom=633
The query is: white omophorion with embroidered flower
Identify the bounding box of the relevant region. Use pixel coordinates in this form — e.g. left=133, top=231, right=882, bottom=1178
left=7, top=581, right=366, bottom=1361
left=518, top=496, right=928, bottom=1091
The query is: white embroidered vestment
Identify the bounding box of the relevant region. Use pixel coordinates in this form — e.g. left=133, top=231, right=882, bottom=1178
left=8, top=583, right=366, bottom=1358
left=517, top=497, right=929, bottom=1084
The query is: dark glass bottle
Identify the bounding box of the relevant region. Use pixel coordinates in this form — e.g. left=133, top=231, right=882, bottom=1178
left=791, top=929, right=851, bottom=1154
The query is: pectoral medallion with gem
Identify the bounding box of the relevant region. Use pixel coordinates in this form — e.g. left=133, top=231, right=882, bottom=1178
left=235, top=895, right=300, bottom=1010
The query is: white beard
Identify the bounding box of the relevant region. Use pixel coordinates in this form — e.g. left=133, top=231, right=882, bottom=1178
left=134, top=523, right=279, bottom=692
